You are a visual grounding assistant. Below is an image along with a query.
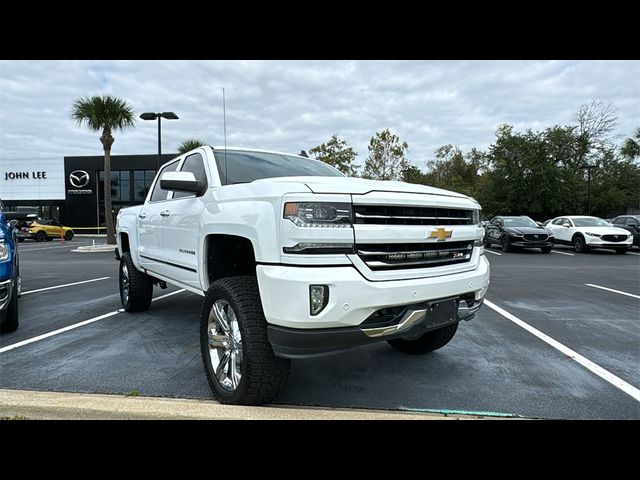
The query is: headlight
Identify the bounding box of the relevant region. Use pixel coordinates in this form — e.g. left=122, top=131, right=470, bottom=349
left=0, top=240, right=9, bottom=261
left=510, top=232, right=524, bottom=237
left=585, top=232, right=602, bottom=238
left=284, top=202, right=352, bottom=228
left=472, top=209, right=481, bottom=225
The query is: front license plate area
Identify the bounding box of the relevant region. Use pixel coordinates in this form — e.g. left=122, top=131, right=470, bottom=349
left=425, top=299, right=458, bottom=328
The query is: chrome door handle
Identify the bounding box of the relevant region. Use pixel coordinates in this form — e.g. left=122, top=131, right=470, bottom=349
left=160, top=210, right=171, bottom=217
left=138, top=213, right=147, bottom=219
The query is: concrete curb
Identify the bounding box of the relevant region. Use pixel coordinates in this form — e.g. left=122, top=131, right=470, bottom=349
left=0, top=389, right=486, bottom=420
left=71, top=244, right=117, bottom=253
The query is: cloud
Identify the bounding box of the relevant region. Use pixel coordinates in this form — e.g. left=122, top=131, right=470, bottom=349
left=0, top=60, right=638, bottom=170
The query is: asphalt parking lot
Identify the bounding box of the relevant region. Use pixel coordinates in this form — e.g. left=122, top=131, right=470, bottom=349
left=1, top=239, right=639, bottom=419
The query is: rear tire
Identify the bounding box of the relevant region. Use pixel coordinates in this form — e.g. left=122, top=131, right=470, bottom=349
left=1, top=281, right=19, bottom=334
left=573, top=235, right=588, bottom=253
left=200, top=276, right=290, bottom=405
left=35, top=231, right=46, bottom=242
left=387, top=322, right=458, bottom=354
left=64, top=231, right=74, bottom=241
left=615, top=248, right=629, bottom=254
left=119, top=252, right=153, bottom=312
left=541, top=246, right=552, bottom=253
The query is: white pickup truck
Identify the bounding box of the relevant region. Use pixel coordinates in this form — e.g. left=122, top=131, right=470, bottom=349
left=116, top=146, right=490, bottom=405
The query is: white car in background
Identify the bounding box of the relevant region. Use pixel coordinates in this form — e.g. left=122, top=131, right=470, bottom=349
left=546, top=215, right=633, bottom=254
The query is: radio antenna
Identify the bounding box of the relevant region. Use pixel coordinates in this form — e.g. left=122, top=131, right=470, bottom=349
left=223, top=87, right=228, bottom=184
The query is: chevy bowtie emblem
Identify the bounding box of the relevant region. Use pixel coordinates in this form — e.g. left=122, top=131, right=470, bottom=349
left=428, top=227, right=452, bottom=241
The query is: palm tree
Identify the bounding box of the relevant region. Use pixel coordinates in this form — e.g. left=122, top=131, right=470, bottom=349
left=71, top=96, right=135, bottom=245
left=620, top=127, right=640, bottom=160
left=178, top=138, right=207, bottom=154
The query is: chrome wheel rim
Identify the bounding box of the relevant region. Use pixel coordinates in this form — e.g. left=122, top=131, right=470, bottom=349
left=207, top=299, right=243, bottom=391
left=121, top=263, right=129, bottom=304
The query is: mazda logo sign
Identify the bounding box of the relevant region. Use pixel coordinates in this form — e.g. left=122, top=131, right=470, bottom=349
left=69, top=170, right=90, bottom=188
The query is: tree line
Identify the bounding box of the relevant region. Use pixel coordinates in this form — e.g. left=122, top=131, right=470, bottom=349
left=309, top=101, right=640, bottom=220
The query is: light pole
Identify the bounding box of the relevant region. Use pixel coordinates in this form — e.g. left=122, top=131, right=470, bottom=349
left=579, top=164, right=598, bottom=215
left=140, top=112, right=179, bottom=170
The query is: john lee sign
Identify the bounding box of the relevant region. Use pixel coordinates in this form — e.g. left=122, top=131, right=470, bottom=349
left=0, top=158, right=65, bottom=200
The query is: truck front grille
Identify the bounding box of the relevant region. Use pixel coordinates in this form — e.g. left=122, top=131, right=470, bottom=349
left=354, top=205, right=473, bottom=226
left=357, top=241, right=474, bottom=270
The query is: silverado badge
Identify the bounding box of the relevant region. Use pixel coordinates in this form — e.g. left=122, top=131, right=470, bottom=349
left=428, top=227, right=452, bottom=241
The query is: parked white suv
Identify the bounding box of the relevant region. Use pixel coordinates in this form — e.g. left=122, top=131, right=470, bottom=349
left=546, top=215, right=633, bottom=253
left=116, top=146, right=490, bottom=404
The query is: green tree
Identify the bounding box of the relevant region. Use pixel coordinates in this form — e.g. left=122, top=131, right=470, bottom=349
left=422, top=145, right=484, bottom=198
left=71, top=95, right=135, bottom=244
left=620, top=127, right=640, bottom=159
left=309, top=134, right=359, bottom=176
left=362, top=129, right=409, bottom=180
left=178, top=138, right=207, bottom=155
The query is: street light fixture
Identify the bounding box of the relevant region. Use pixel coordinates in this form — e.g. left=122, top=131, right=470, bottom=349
left=140, top=111, right=179, bottom=169
left=579, top=163, right=599, bottom=215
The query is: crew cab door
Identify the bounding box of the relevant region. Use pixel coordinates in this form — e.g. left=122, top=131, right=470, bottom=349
left=138, top=159, right=180, bottom=273
left=158, top=151, right=209, bottom=288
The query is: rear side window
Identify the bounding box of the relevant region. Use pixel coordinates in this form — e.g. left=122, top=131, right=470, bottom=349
left=149, top=160, right=179, bottom=202
left=173, top=153, right=208, bottom=199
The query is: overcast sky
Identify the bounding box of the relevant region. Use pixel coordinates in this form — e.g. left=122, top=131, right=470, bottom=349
left=1, top=60, right=638, bottom=168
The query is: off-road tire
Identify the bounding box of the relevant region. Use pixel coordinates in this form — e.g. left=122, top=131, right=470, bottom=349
left=119, top=252, right=153, bottom=312
left=200, top=276, right=290, bottom=405
left=1, top=281, right=19, bottom=333
left=387, top=322, right=459, bottom=354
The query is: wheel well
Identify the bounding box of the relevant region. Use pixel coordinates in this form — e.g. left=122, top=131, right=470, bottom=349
left=205, top=235, right=256, bottom=287
left=571, top=232, right=584, bottom=242
left=120, top=233, right=130, bottom=253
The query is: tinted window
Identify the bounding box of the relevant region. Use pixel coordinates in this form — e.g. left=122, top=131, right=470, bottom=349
left=150, top=161, right=179, bottom=202
left=626, top=217, right=639, bottom=226
left=174, top=153, right=208, bottom=199
left=612, top=217, right=624, bottom=224
left=214, top=150, right=343, bottom=185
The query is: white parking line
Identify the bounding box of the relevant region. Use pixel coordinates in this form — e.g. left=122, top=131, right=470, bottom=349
left=0, top=289, right=186, bottom=354
left=484, top=250, right=502, bottom=256
left=585, top=284, right=640, bottom=300
left=21, top=277, right=111, bottom=295
left=19, top=244, right=93, bottom=252
left=484, top=299, right=640, bottom=402
left=551, top=250, right=574, bottom=256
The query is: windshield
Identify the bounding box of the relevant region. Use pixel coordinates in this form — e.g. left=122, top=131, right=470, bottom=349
left=503, top=217, right=538, bottom=228
left=573, top=217, right=611, bottom=227
left=214, top=150, right=344, bottom=185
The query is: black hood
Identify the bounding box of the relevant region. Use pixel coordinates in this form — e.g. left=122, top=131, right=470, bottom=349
left=505, top=226, right=549, bottom=235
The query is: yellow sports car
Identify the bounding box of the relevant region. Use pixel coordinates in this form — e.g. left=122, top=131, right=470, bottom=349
left=28, top=219, right=74, bottom=242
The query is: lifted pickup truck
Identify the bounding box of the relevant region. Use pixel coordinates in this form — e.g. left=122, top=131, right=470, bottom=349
left=116, top=147, right=490, bottom=405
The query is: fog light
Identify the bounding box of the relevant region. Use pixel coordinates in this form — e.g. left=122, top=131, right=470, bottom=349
left=309, top=285, right=329, bottom=316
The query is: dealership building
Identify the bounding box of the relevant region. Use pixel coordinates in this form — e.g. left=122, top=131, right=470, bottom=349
left=1, top=154, right=175, bottom=232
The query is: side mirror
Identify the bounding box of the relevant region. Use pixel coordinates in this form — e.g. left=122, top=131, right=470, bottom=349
left=160, top=171, right=205, bottom=195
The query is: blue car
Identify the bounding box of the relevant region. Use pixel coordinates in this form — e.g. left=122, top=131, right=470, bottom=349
left=1, top=199, right=20, bottom=333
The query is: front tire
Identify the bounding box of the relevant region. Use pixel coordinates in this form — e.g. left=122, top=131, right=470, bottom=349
left=119, top=252, right=153, bottom=312
left=35, top=231, right=46, bottom=242
left=483, top=236, right=491, bottom=248
left=541, top=246, right=552, bottom=253
left=1, top=281, right=19, bottom=334
left=387, top=322, right=458, bottom=354
left=200, top=276, right=290, bottom=405
left=501, top=235, right=512, bottom=252
left=573, top=235, right=588, bottom=253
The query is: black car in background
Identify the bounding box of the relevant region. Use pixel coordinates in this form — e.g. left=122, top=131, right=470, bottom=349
left=484, top=215, right=555, bottom=253
left=611, top=215, right=640, bottom=247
